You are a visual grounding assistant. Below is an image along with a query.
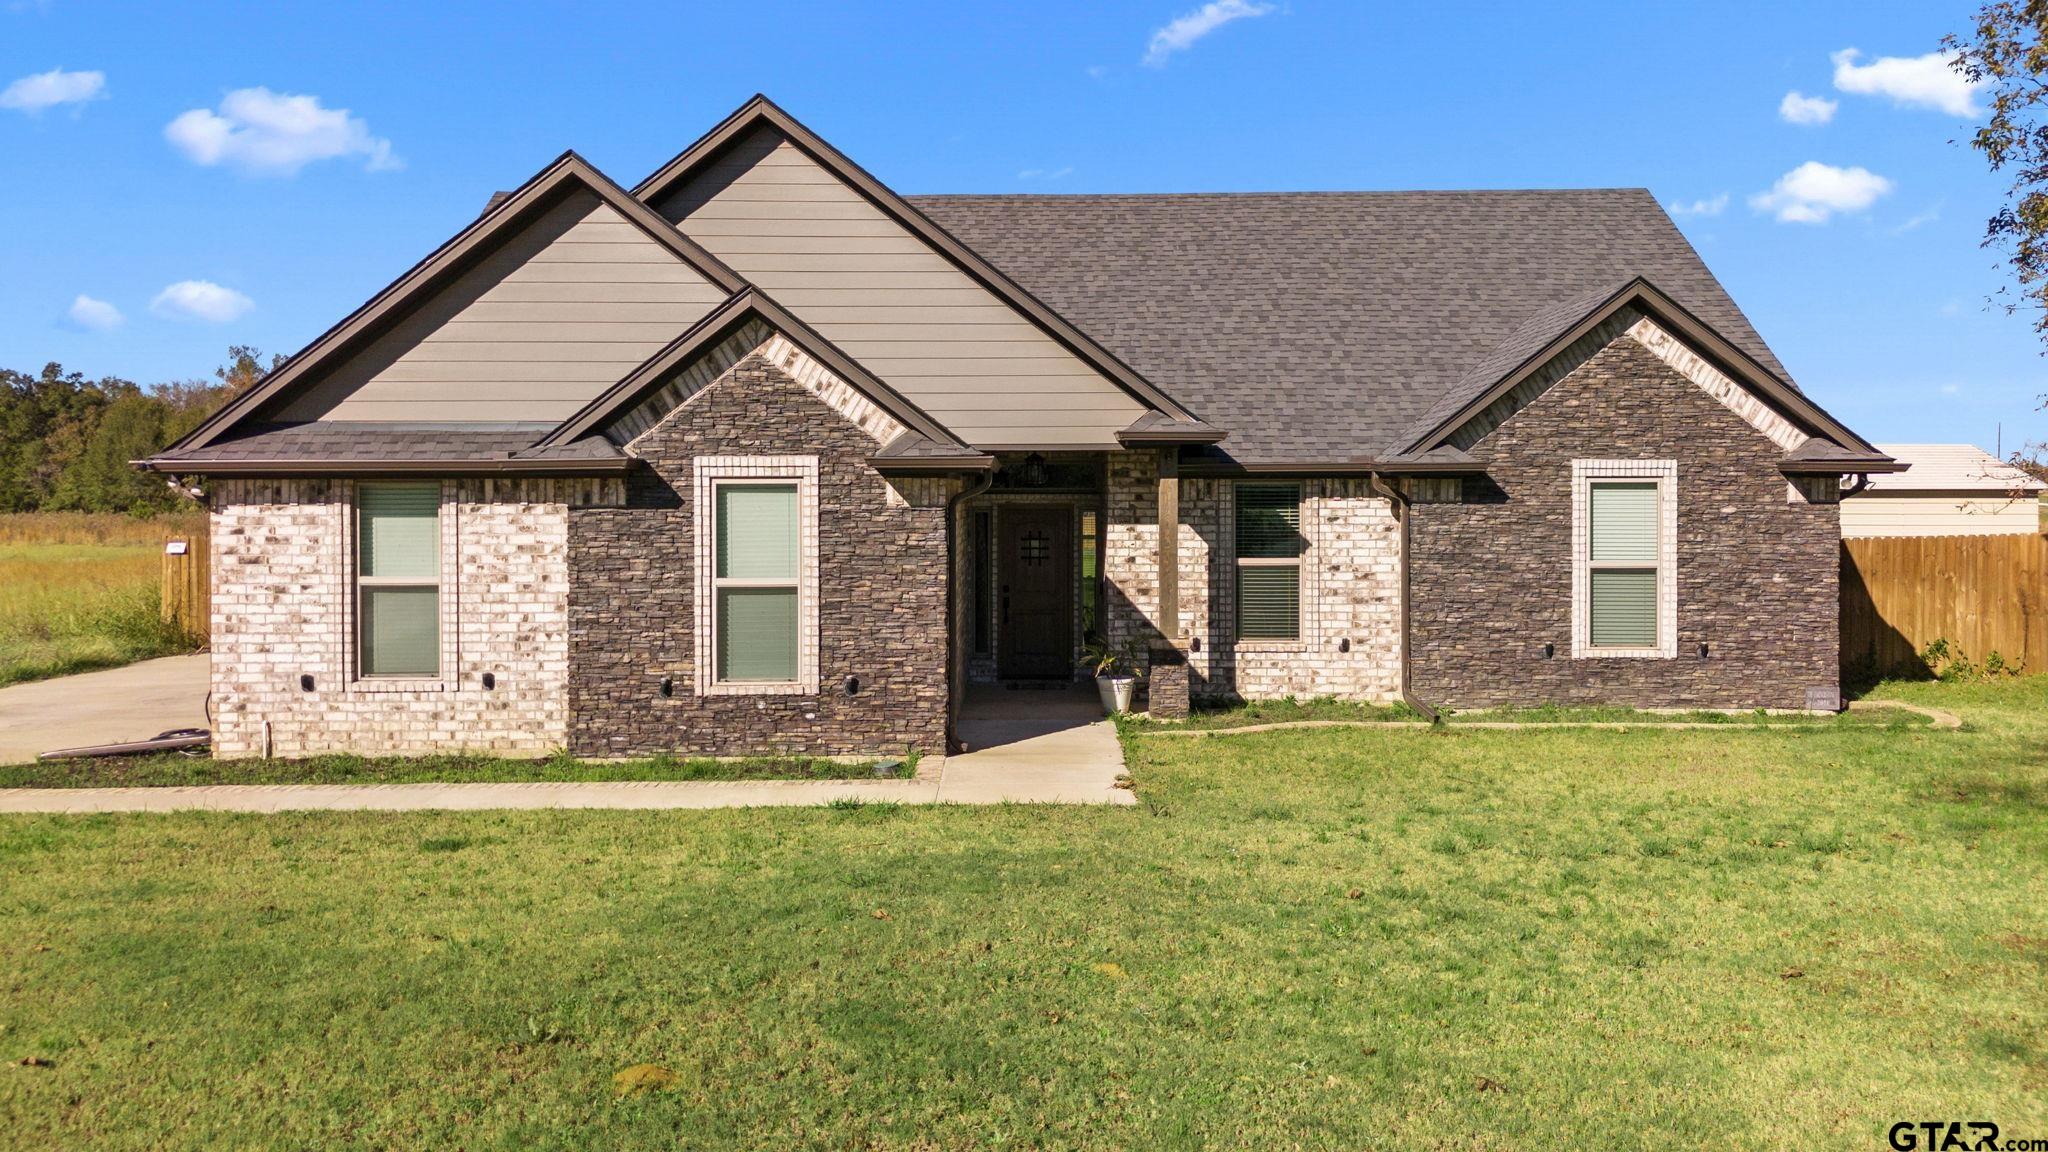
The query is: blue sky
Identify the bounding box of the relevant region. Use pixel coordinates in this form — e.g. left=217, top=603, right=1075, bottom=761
left=2, top=0, right=2039, bottom=451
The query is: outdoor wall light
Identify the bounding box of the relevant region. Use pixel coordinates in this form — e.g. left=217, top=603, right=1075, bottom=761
left=1542, top=643, right=1555, bottom=659
left=843, top=675, right=861, bottom=697
left=299, top=673, right=315, bottom=692
left=481, top=672, right=496, bottom=691
left=659, top=676, right=674, bottom=699
left=1337, top=637, right=1351, bottom=653
left=1698, top=642, right=1711, bottom=660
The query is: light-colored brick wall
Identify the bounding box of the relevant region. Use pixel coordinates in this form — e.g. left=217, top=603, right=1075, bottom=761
left=1103, top=456, right=1401, bottom=702
left=208, top=476, right=612, bottom=758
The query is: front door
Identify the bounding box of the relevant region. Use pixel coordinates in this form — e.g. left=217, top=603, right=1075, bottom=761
left=997, top=506, right=1073, bottom=680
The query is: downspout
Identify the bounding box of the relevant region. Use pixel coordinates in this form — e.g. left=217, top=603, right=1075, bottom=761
left=1369, top=472, right=1440, bottom=723
left=943, top=469, right=996, bottom=752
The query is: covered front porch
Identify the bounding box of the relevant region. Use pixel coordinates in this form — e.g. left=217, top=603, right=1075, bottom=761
left=924, top=446, right=1409, bottom=743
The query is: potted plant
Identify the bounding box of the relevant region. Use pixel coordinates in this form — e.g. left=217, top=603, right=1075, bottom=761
left=1080, top=636, right=1140, bottom=715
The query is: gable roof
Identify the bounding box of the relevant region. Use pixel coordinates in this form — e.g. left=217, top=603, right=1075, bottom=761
left=162, top=151, right=747, bottom=456
left=911, top=189, right=1828, bottom=466
left=1393, top=277, right=1889, bottom=466
left=538, top=286, right=972, bottom=453
left=635, top=95, right=1200, bottom=429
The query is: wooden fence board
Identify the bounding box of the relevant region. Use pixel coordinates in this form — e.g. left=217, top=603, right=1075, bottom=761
left=1842, top=534, right=2047, bottom=678
left=160, top=531, right=210, bottom=646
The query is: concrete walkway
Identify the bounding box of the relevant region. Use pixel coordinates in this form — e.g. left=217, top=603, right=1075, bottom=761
left=0, top=654, right=210, bottom=763
left=0, top=681, right=1132, bottom=814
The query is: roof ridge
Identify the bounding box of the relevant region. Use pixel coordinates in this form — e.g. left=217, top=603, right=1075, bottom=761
left=905, top=188, right=1658, bottom=201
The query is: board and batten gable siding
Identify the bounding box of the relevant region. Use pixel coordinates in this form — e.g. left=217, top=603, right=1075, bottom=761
left=652, top=127, right=1148, bottom=449
left=276, top=190, right=730, bottom=424
left=1841, top=494, right=2044, bottom=538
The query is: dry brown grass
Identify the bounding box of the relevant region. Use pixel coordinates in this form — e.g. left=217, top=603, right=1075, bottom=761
left=0, top=514, right=200, bottom=685
left=0, top=511, right=204, bottom=547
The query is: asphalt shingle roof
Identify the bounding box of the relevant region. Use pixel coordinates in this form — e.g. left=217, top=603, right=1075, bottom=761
left=909, top=189, right=1791, bottom=465
left=152, top=422, right=620, bottom=465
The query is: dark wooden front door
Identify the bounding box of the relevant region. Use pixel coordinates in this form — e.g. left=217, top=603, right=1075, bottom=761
left=998, top=506, right=1073, bottom=679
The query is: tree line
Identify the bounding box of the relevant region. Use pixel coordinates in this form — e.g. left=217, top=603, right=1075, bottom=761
left=0, top=346, right=279, bottom=516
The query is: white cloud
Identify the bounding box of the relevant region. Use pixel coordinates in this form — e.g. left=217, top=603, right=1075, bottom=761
left=1667, top=193, right=1729, bottom=218
left=1778, top=90, right=1837, bottom=126
left=165, top=87, right=400, bottom=176
left=1748, top=161, right=1893, bottom=223
left=0, top=67, right=104, bottom=112
left=1142, top=0, right=1275, bottom=67
left=1086, top=64, right=1110, bottom=80
left=1018, top=166, right=1075, bottom=181
left=1940, top=382, right=1961, bottom=395
left=65, top=294, right=122, bottom=331
left=1831, top=49, right=1979, bottom=117
left=150, top=280, right=253, bottom=323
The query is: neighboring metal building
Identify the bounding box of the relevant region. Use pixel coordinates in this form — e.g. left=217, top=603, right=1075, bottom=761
left=1842, top=444, right=2045, bottom=538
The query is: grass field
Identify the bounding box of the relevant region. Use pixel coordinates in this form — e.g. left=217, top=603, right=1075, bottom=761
left=0, top=513, right=203, bottom=687
left=1, top=676, right=2043, bottom=1149
left=0, top=749, right=909, bottom=788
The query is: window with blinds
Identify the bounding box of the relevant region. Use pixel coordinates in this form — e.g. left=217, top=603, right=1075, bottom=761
left=714, top=483, right=800, bottom=682
left=1235, top=482, right=1303, bottom=641
left=1586, top=481, right=1659, bottom=649
left=357, top=482, right=440, bottom=677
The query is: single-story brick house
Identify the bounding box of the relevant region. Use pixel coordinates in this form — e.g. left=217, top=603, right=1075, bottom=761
left=143, top=95, right=1900, bottom=760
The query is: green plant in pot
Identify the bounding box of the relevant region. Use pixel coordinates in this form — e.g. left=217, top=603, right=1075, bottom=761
left=1080, top=636, right=1141, bottom=715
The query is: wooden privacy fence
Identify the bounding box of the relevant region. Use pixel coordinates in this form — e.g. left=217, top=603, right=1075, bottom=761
left=161, top=532, right=210, bottom=646
left=1841, top=534, right=2048, bottom=679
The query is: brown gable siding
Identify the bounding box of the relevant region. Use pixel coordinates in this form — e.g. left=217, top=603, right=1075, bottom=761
left=276, top=190, right=730, bottom=424
left=651, top=127, right=1146, bottom=449
left=1407, top=334, right=1839, bottom=710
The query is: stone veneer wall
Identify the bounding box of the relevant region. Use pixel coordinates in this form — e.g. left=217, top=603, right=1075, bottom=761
left=1408, top=333, right=1840, bottom=710
left=1103, top=453, right=1402, bottom=703
left=208, top=476, right=609, bottom=758
left=567, top=353, right=952, bottom=757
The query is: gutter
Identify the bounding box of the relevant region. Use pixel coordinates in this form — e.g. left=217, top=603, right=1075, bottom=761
left=869, top=452, right=998, bottom=475
left=1179, top=458, right=1485, bottom=479
left=942, top=468, right=997, bottom=752
left=1369, top=472, right=1440, bottom=723
left=133, top=456, right=636, bottom=478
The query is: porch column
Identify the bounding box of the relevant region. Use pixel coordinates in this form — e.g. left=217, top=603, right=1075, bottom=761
left=1156, top=448, right=1179, bottom=639
left=1149, top=447, right=1190, bottom=718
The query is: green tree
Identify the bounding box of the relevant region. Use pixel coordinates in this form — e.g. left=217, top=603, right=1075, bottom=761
left=0, top=346, right=278, bottom=514
left=1947, top=5, right=2048, bottom=463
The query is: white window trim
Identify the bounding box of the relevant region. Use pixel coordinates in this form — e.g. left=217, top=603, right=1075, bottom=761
left=348, top=479, right=456, bottom=688
left=1571, top=460, right=1678, bottom=659
left=694, top=456, right=820, bottom=695
left=1227, top=479, right=1311, bottom=650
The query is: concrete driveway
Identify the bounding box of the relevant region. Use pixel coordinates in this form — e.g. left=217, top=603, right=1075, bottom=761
left=0, top=654, right=209, bottom=763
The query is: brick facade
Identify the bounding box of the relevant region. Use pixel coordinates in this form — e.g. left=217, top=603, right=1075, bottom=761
left=1102, top=455, right=1402, bottom=703
left=1408, top=330, right=1840, bottom=710
left=208, top=477, right=608, bottom=758
left=567, top=352, right=952, bottom=757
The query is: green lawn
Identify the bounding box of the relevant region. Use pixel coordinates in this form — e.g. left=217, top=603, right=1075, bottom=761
left=0, top=750, right=911, bottom=788
left=2, top=677, right=2044, bottom=1149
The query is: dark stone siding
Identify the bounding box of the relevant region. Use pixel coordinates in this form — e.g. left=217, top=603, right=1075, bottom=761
left=1409, top=336, right=1839, bottom=710
left=567, top=354, right=950, bottom=756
